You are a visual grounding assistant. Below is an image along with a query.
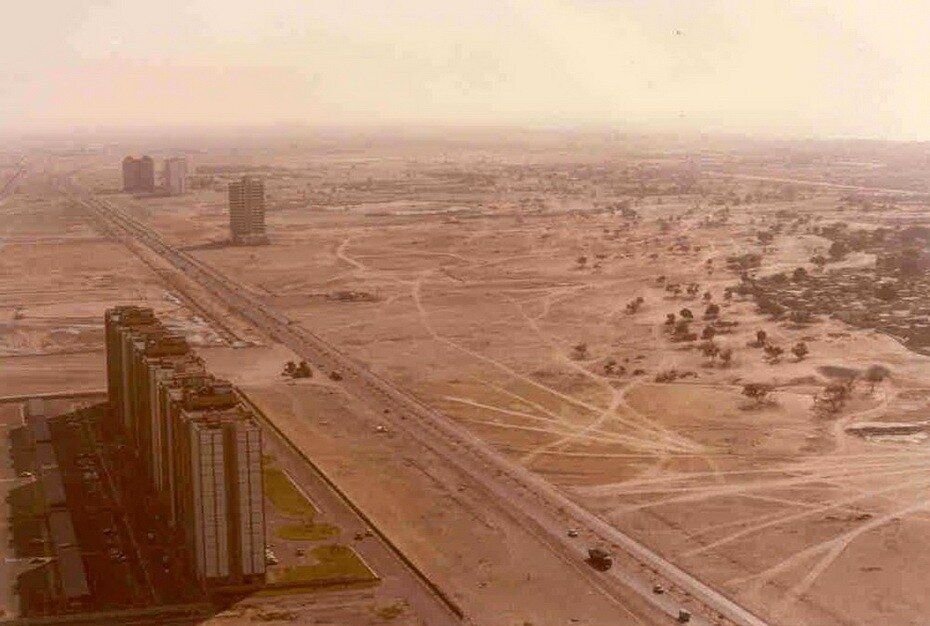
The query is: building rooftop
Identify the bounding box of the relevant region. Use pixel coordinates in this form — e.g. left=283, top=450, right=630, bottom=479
left=28, top=415, right=52, bottom=444
left=36, top=441, right=57, bottom=469
left=48, top=509, right=77, bottom=548
left=181, top=379, right=239, bottom=411
left=40, top=467, right=67, bottom=509
left=140, top=332, right=190, bottom=358
left=23, top=397, right=46, bottom=419
left=108, top=305, right=156, bottom=326
left=57, top=546, right=90, bottom=600
left=184, top=403, right=259, bottom=430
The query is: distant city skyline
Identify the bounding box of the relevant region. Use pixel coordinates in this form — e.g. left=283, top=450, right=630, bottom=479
left=2, top=1, right=930, bottom=140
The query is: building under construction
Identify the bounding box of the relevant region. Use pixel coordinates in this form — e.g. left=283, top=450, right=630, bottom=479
left=104, top=306, right=266, bottom=588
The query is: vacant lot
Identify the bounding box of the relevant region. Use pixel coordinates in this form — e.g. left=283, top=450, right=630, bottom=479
left=7, top=136, right=930, bottom=624
left=95, top=140, right=930, bottom=626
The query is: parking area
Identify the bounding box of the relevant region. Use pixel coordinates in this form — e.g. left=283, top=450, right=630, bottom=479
left=50, top=408, right=148, bottom=608
left=2, top=394, right=414, bottom=624
left=102, top=437, right=203, bottom=606
left=5, top=400, right=205, bottom=618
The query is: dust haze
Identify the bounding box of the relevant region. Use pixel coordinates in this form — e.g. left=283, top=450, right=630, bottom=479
left=2, top=3, right=930, bottom=626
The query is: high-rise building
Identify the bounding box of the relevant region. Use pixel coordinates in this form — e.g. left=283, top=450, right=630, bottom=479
left=105, top=305, right=157, bottom=435
left=152, top=354, right=206, bottom=498
left=163, top=157, right=188, bottom=195
left=104, top=307, right=266, bottom=588
left=122, top=156, right=156, bottom=192
left=122, top=156, right=141, bottom=192
left=228, top=177, right=267, bottom=244
left=139, top=156, right=155, bottom=192
left=173, top=389, right=265, bottom=582
left=135, top=332, right=191, bottom=480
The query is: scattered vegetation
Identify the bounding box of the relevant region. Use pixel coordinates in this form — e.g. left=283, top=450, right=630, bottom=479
left=763, top=344, right=784, bottom=363
left=282, top=360, right=312, bottom=379
left=625, top=296, right=645, bottom=314
left=816, top=382, right=852, bottom=414
left=742, top=383, right=774, bottom=407
left=864, top=364, right=891, bottom=391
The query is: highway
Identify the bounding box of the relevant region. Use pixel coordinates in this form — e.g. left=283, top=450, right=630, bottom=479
left=64, top=182, right=772, bottom=626
left=704, top=169, right=930, bottom=198
left=0, top=161, right=26, bottom=204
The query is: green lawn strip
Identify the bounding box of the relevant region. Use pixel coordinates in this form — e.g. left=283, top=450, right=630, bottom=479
left=264, top=466, right=342, bottom=541
left=263, top=467, right=317, bottom=518
left=275, top=520, right=339, bottom=541
left=266, top=545, right=377, bottom=588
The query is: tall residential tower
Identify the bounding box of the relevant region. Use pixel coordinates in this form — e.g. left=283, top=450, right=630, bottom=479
left=104, top=306, right=266, bottom=588
left=163, top=157, right=188, bottom=195
left=121, top=156, right=156, bottom=192
left=228, top=176, right=267, bottom=244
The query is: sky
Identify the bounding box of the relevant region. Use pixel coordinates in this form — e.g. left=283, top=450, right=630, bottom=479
left=1, top=0, right=928, bottom=140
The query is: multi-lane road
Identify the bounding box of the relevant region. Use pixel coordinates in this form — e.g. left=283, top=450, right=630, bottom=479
left=0, top=161, right=26, bottom=204
left=63, top=181, right=771, bottom=626
left=704, top=169, right=930, bottom=198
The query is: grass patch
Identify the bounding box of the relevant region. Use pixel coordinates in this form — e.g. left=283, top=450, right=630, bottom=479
left=276, top=520, right=339, bottom=542
left=374, top=601, right=407, bottom=621
left=263, top=467, right=317, bottom=518
left=265, top=465, right=342, bottom=543
left=267, top=545, right=376, bottom=587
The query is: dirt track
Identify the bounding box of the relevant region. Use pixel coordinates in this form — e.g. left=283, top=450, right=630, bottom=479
left=6, top=140, right=930, bottom=625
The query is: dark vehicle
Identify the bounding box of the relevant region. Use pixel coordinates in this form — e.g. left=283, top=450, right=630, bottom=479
left=587, top=547, right=613, bottom=571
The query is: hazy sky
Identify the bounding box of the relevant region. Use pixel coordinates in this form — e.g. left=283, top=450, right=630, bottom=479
left=2, top=1, right=928, bottom=139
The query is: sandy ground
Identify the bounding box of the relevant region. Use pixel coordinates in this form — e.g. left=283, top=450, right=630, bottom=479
left=5, top=140, right=930, bottom=625
left=82, top=144, right=930, bottom=626
left=1, top=173, right=660, bottom=624
left=201, top=344, right=654, bottom=626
